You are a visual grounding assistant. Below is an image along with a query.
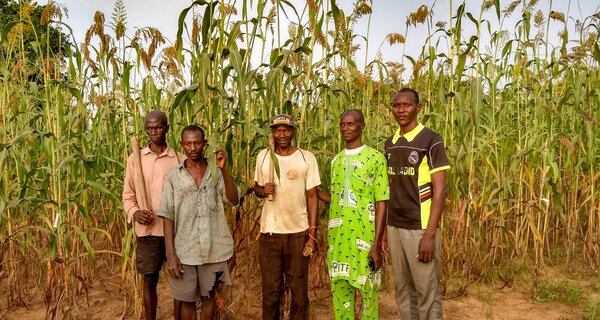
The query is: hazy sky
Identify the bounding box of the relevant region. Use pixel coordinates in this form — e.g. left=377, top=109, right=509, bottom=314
left=56, top=0, right=599, bottom=73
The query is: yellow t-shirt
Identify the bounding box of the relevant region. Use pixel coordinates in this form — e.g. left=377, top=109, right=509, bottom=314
left=254, top=148, right=321, bottom=233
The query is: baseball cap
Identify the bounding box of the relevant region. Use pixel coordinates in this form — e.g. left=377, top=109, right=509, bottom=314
left=270, top=114, right=295, bottom=128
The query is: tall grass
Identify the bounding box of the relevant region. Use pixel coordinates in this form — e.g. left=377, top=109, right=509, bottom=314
left=0, top=0, right=598, bottom=317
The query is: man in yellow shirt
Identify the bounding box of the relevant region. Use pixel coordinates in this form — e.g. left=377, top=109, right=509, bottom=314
left=253, top=114, right=321, bottom=320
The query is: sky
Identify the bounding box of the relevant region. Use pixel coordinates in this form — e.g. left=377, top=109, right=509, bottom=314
left=55, top=0, right=600, bottom=75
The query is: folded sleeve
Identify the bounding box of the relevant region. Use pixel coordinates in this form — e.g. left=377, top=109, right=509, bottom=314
left=122, top=154, right=140, bottom=223
left=156, top=171, right=176, bottom=221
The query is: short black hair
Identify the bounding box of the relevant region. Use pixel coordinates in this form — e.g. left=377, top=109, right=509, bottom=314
left=341, top=109, right=365, bottom=124
left=393, top=87, right=419, bottom=104
left=145, top=110, right=169, bottom=128
left=181, top=124, right=205, bottom=140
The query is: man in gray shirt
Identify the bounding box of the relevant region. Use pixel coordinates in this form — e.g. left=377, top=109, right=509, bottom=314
left=158, top=125, right=239, bottom=320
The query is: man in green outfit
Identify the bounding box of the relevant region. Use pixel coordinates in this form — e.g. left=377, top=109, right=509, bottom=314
left=325, top=109, right=389, bottom=319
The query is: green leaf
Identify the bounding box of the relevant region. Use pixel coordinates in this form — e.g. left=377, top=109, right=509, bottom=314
left=493, top=0, right=501, bottom=21
left=455, top=36, right=478, bottom=77
left=201, top=3, right=214, bottom=47
left=454, top=4, right=465, bottom=47
left=72, top=226, right=95, bottom=261
left=594, top=41, right=600, bottom=65
left=121, top=228, right=135, bottom=277
left=175, top=0, right=210, bottom=56
left=266, top=135, right=281, bottom=184
left=501, top=40, right=514, bottom=59
left=86, top=180, right=118, bottom=202
left=9, top=130, right=34, bottom=147
left=294, top=45, right=312, bottom=55
left=205, top=135, right=220, bottom=185
left=269, top=48, right=283, bottom=67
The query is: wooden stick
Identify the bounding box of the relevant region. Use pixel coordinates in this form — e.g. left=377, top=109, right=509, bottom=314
left=130, top=136, right=150, bottom=211
left=268, top=133, right=275, bottom=201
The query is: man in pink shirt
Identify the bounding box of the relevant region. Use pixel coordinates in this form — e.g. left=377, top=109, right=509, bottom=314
left=122, top=110, right=184, bottom=320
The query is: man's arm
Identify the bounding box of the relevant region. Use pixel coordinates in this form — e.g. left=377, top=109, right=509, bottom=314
left=381, top=224, right=389, bottom=256
left=304, top=151, right=321, bottom=253
left=305, top=187, right=318, bottom=251
left=122, top=155, right=153, bottom=225
left=317, top=188, right=331, bottom=204
left=215, top=149, right=239, bottom=205
left=221, top=167, right=239, bottom=206
left=418, top=170, right=447, bottom=262
left=164, top=218, right=183, bottom=278
left=158, top=175, right=183, bottom=278
left=371, top=152, right=391, bottom=265
left=368, top=200, right=387, bottom=270
left=122, top=156, right=140, bottom=220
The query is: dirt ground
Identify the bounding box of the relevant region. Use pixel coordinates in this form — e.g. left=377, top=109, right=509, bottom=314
left=1, top=260, right=592, bottom=320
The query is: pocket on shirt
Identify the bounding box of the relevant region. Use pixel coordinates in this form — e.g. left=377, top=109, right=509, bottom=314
left=199, top=184, right=219, bottom=212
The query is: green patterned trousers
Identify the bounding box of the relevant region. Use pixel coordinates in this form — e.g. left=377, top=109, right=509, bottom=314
left=331, top=279, right=379, bottom=319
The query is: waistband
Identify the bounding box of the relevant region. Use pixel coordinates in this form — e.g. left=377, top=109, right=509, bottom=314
left=260, top=229, right=307, bottom=237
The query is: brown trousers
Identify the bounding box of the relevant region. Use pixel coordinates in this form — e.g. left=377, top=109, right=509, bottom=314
left=259, top=231, right=309, bottom=320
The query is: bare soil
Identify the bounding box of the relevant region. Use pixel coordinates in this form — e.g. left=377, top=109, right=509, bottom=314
left=1, top=260, right=592, bottom=320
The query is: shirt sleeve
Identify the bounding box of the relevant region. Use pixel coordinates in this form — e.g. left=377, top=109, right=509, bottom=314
left=253, top=149, right=267, bottom=186
left=156, top=171, right=175, bottom=221
left=122, top=154, right=139, bottom=223
left=373, top=151, right=390, bottom=202
left=428, top=136, right=450, bottom=174
left=304, top=150, right=321, bottom=190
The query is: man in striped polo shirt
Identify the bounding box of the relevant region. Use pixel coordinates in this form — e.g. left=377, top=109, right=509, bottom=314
left=383, top=88, right=450, bottom=320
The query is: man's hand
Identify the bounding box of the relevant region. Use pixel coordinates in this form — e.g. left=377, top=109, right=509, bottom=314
left=303, top=238, right=317, bottom=257
left=166, top=253, right=184, bottom=278
left=263, top=183, right=276, bottom=197
left=368, top=246, right=382, bottom=271
left=214, top=148, right=227, bottom=169
left=133, top=209, right=154, bottom=225
left=380, top=229, right=389, bottom=257
left=418, top=232, right=435, bottom=263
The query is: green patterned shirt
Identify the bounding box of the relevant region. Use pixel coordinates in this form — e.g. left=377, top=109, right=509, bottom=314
left=327, top=145, right=390, bottom=289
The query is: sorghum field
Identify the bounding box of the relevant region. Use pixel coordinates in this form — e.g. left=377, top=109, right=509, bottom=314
left=1, top=0, right=599, bottom=319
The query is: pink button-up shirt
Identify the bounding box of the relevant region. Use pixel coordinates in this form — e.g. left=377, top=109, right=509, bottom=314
left=122, top=146, right=184, bottom=236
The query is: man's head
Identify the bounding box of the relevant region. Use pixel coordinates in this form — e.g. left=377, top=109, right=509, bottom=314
left=391, top=88, right=421, bottom=128
left=340, top=109, right=365, bottom=144
left=180, top=125, right=206, bottom=161
left=270, top=114, right=295, bottom=148
left=145, top=110, right=169, bottom=145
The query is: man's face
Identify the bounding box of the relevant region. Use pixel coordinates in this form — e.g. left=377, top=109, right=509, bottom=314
left=339, top=113, right=363, bottom=143
left=181, top=130, right=206, bottom=161
left=145, top=117, right=168, bottom=144
left=392, top=92, right=421, bottom=127
left=271, top=125, right=294, bottom=148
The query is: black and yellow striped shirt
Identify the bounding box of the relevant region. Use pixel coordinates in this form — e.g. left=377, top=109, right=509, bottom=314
left=384, top=124, right=450, bottom=230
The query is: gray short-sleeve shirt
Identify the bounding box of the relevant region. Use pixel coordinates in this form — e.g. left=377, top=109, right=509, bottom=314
left=157, top=162, right=236, bottom=265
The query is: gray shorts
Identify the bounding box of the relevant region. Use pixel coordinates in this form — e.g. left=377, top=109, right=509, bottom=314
left=169, top=261, right=232, bottom=302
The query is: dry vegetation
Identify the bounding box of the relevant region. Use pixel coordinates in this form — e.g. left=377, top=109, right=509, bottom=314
left=1, top=0, right=599, bottom=318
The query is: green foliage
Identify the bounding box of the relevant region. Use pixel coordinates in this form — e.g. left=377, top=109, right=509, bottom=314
left=535, top=280, right=583, bottom=306
left=0, top=0, right=71, bottom=61
left=587, top=299, right=600, bottom=320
